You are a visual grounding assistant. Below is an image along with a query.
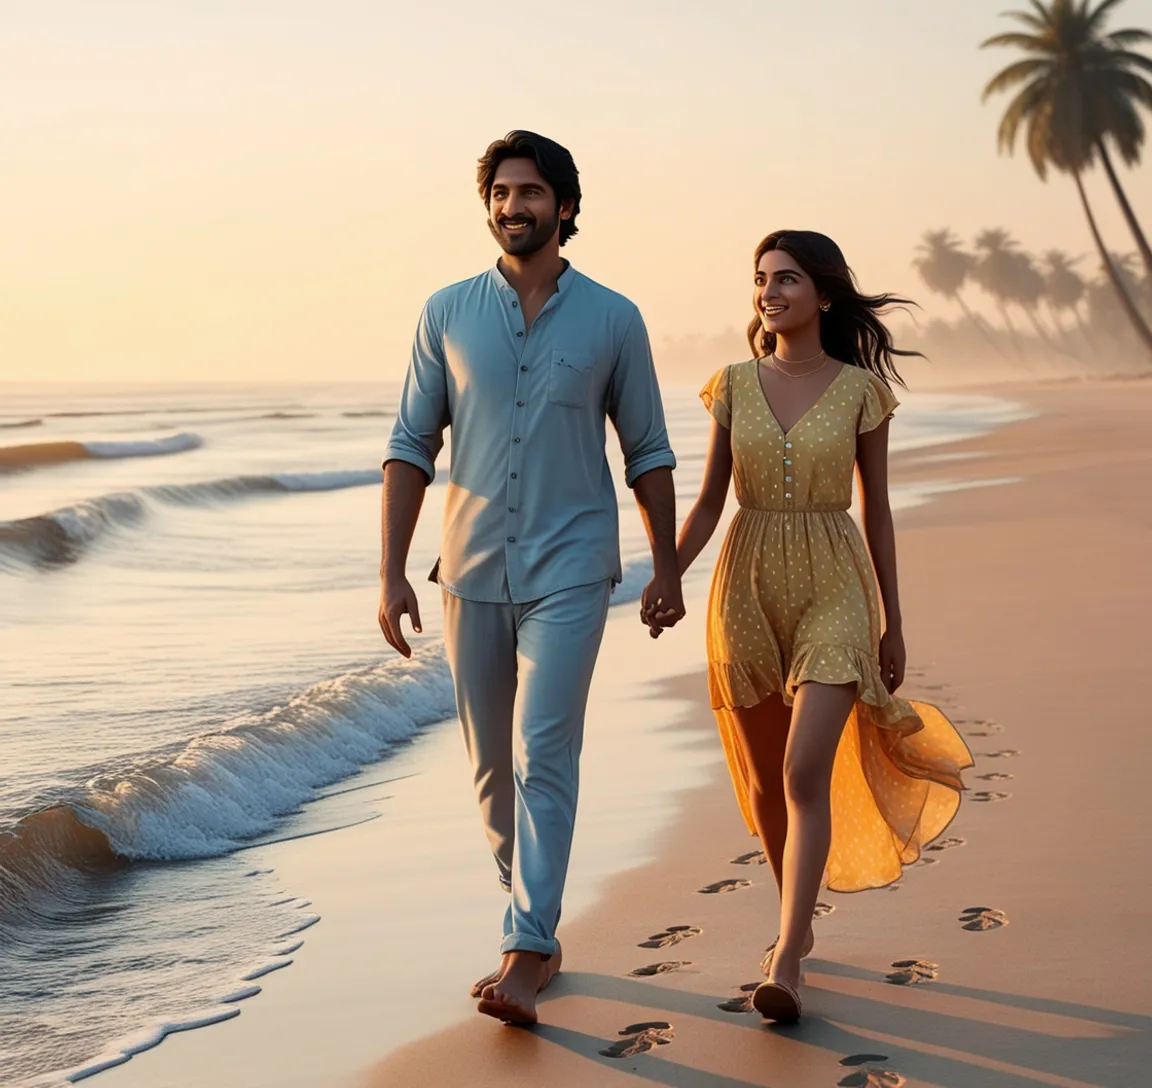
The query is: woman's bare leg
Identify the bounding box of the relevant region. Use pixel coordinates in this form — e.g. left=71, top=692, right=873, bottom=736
left=729, top=695, right=791, bottom=894
left=769, top=680, right=856, bottom=989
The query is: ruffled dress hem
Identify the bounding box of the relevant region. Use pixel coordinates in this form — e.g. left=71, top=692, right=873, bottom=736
left=706, top=644, right=973, bottom=893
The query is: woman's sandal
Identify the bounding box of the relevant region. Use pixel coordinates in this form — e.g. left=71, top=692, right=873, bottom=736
left=752, top=978, right=803, bottom=1023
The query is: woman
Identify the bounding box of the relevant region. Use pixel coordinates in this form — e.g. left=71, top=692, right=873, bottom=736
left=646, top=231, right=972, bottom=1023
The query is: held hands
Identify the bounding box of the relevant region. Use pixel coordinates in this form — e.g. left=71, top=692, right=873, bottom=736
left=640, top=574, right=686, bottom=640
left=378, top=574, right=422, bottom=658
left=879, top=626, right=906, bottom=693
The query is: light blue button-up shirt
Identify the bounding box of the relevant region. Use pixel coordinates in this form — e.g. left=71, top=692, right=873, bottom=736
left=383, top=263, right=677, bottom=604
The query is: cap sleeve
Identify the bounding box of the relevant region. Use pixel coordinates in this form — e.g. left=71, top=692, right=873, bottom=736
left=699, top=365, right=732, bottom=429
left=858, top=373, right=899, bottom=434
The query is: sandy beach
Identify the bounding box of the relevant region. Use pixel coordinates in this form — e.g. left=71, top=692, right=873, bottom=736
left=104, top=376, right=1152, bottom=1088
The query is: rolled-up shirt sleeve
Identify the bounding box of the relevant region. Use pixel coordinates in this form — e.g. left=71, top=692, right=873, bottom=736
left=383, top=300, right=448, bottom=484
left=607, top=308, right=677, bottom=488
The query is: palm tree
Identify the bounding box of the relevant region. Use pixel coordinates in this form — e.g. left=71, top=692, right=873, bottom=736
left=1043, top=250, right=1092, bottom=342
left=981, top=0, right=1152, bottom=356
left=973, top=229, right=1028, bottom=351
left=913, top=229, right=1008, bottom=355
left=1008, top=249, right=1067, bottom=349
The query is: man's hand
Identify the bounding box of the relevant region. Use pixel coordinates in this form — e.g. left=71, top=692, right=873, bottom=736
left=640, top=573, right=685, bottom=640
left=378, top=574, right=423, bottom=658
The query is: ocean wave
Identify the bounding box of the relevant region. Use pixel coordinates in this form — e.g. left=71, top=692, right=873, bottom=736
left=0, top=646, right=456, bottom=914
left=84, top=433, right=203, bottom=460
left=0, top=469, right=382, bottom=570
left=0, top=432, right=202, bottom=474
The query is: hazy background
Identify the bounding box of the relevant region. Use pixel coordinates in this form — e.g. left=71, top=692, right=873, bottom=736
left=3, top=0, right=1150, bottom=384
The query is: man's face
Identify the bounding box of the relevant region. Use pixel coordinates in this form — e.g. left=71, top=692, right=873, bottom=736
left=487, top=158, right=569, bottom=257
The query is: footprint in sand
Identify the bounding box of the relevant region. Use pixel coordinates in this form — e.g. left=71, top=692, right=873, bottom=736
left=928, top=836, right=966, bottom=852
left=911, top=856, right=939, bottom=869
left=971, top=790, right=1011, bottom=802
left=886, top=959, right=939, bottom=985
left=978, top=772, right=1014, bottom=781
left=959, top=906, right=1009, bottom=931
left=638, top=925, right=701, bottom=949
left=630, top=961, right=692, bottom=977
left=698, top=879, right=752, bottom=894
left=599, top=1022, right=674, bottom=1058
left=730, top=850, right=767, bottom=866
left=813, top=902, right=836, bottom=918
left=981, top=749, right=1021, bottom=758
left=965, top=721, right=1003, bottom=737
left=717, top=982, right=759, bottom=1014
left=840, top=1053, right=905, bottom=1086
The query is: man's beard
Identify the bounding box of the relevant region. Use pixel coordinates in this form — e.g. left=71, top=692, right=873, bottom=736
left=488, top=209, right=559, bottom=257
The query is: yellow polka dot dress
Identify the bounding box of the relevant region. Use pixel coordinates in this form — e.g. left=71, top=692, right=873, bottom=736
left=700, top=360, right=972, bottom=892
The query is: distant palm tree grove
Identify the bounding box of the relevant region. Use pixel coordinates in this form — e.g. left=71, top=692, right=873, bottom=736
left=977, top=0, right=1152, bottom=358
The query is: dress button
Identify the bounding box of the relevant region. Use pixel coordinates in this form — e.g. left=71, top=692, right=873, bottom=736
left=785, top=459, right=792, bottom=465
left=785, top=442, right=793, bottom=449
left=785, top=493, right=792, bottom=499
left=785, top=476, right=792, bottom=482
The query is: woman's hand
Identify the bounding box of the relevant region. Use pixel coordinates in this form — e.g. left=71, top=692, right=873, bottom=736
left=879, top=626, right=906, bottom=693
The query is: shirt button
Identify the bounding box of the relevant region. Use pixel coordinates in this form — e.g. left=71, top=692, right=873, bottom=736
left=785, top=493, right=792, bottom=499
left=520, top=365, right=528, bottom=372
left=516, top=331, right=523, bottom=338
left=512, top=301, right=519, bottom=308
left=785, top=459, right=792, bottom=465
left=785, top=442, right=793, bottom=449
left=517, top=400, right=525, bottom=407
left=513, top=437, right=521, bottom=443
left=507, top=536, right=516, bottom=543
left=510, top=472, right=517, bottom=479
left=785, top=476, right=792, bottom=482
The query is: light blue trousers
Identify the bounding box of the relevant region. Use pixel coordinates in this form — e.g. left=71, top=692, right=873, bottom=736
left=442, top=581, right=612, bottom=957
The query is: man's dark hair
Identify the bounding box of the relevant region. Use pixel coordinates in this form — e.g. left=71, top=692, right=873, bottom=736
left=477, top=131, right=582, bottom=246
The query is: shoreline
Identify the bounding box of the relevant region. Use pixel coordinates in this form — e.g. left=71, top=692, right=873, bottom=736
left=100, top=375, right=1152, bottom=1087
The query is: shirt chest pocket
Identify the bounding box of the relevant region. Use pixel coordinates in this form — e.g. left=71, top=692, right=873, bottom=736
left=548, top=350, right=594, bottom=408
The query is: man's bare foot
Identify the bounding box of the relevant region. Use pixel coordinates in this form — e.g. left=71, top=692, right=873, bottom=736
left=477, top=947, right=562, bottom=1026
left=470, top=953, right=510, bottom=999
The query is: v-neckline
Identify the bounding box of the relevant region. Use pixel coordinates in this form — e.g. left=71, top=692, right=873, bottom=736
left=754, top=359, right=847, bottom=437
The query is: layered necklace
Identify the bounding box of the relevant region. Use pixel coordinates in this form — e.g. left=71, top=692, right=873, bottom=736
left=769, top=349, right=828, bottom=378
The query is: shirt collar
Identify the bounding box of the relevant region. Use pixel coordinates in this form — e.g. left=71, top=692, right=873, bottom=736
left=491, top=259, right=575, bottom=294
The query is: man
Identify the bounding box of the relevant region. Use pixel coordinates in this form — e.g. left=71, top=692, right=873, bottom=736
left=378, top=130, right=682, bottom=1025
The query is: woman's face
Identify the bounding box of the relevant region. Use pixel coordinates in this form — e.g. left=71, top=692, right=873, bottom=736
left=754, top=249, right=825, bottom=337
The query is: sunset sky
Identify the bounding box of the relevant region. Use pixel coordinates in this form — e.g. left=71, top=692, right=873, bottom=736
left=3, top=0, right=1150, bottom=384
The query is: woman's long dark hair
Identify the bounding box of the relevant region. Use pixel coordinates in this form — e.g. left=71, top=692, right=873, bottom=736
left=747, top=230, right=919, bottom=388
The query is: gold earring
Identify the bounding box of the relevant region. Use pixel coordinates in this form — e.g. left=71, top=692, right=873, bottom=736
left=819, top=302, right=831, bottom=312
